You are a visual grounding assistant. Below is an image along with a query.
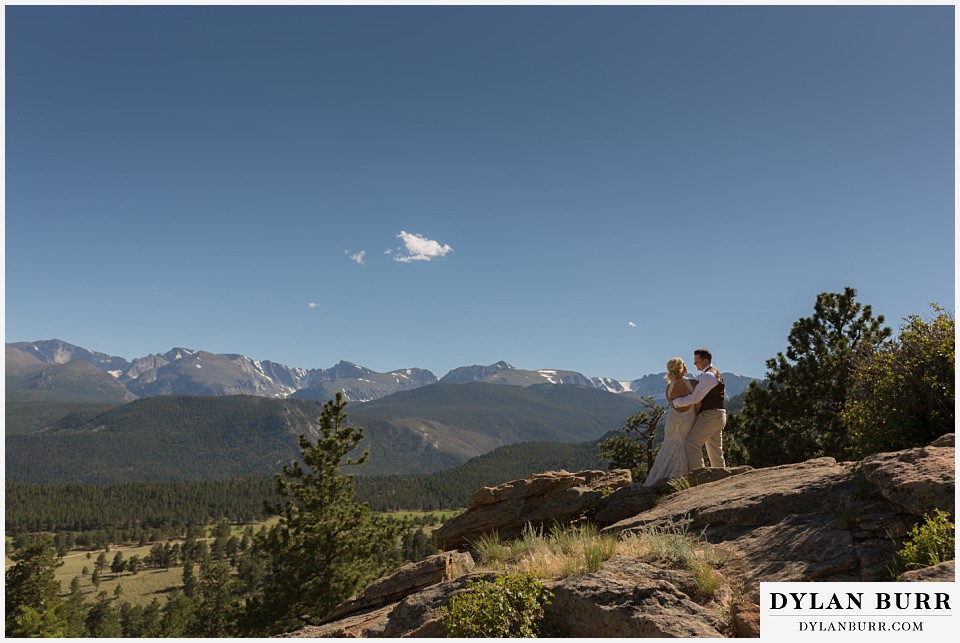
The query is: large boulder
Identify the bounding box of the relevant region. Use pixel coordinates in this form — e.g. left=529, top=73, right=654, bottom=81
left=542, top=556, right=724, bottom=637
left=434, top=469, right=632, bottom=550
left=861, top=442, right=955, bottom=517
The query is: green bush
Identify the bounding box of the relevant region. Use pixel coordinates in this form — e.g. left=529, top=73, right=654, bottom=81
left=844, top=305, right=955, bottom=458
left=442, top=572, right=553, bottom=637
left=894, top=509, right=955, bottom=577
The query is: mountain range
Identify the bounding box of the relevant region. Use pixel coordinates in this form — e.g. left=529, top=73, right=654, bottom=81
left=6, top=339, right=756, bottom=405
left=5, top=340, right=759, bottom=484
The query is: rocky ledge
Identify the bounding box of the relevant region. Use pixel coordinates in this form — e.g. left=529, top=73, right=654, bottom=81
left=283, top=435, right=955, bottom=638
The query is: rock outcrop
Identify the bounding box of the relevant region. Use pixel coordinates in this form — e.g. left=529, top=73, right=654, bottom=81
left=860, top=442, right=955, bottom=517
left=899, top=559, right=955, bottom=582
left=434, top=469, right=632, bottom=550
left=542, top=556, right=724, bottom=637
left=322, top=551, right=474, bottom=622
left=291, top=436, right=954, bottom=638
left=600, top=452, right=936, bottom=586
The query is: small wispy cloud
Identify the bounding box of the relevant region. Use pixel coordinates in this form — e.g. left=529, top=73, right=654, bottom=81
left=307, top=303, right=320, bottom=309
left=345, top=249, right=366, bottom=265
left=393, top=230, right=453, bottom=263
left=628, top=321, right=637, bottom=328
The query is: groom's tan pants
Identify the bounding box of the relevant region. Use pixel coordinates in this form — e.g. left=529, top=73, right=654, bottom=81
left=684, top=409, right=727, bottom=469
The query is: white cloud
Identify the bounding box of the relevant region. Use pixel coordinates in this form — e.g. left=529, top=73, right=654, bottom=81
left=345, top=249, right=366, bottom=265
left=628, top=321, right=637, bottom=328
left=393, top=230, right=453, bottom=263
left=307, top=303, right=320, bottom=309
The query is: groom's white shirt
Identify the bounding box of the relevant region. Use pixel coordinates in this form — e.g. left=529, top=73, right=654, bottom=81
left=671, top=365, right=719, bottom=408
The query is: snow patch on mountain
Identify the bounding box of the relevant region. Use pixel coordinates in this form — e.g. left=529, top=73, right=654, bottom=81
left=537, top=369, right=559, bottom=384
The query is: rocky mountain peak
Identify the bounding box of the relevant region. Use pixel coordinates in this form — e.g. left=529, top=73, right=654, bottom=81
left=325, top=361, right=374, bottom=380
left=11, top=339, right=130, bottom=370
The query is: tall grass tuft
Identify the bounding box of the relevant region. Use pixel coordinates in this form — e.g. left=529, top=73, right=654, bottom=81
left=472, top=531, right=510, bottom=567
left=619, top=519, right=724, bottom=597
left=667, top=477, right=692, bottom=492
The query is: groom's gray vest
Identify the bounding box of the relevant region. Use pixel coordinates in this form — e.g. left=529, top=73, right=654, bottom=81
left=700, top=367, right=725, bottom=411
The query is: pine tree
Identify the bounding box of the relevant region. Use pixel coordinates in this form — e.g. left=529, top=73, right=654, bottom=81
left=4, top=538, right=67, bottom=637
left=85, top=592, right=122, bottom=637
left=111, top=551, right=126, bottom=576
left=194, top=558, right=240, bottom=636
left=127, top=554, right=142, bottom=575
left=160, top=591, right=196, bottom=637
left=140, top=598, right=165, bottom=638
left=732, top=287, right=891, bottom=465
left=62, top=573, right=88, bottom=636
left=119, top=602, right=144, bottom=637
left=181, top=559, right=198, bottom=597
left=245, top=392, right=403, bottom=634
left=94, top=551, right=107, bottom=574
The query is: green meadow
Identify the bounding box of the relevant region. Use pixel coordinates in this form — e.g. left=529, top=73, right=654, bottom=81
left=55, top=543, right=184, bottom=606
left=23, top=511, right=461, bottom=607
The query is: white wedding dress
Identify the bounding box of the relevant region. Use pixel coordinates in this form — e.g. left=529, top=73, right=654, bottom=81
left=643, top=379, right=698, bottom=487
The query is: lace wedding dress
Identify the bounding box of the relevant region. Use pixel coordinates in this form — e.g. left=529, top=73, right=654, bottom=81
left=643, top=379, right=697, bottom=487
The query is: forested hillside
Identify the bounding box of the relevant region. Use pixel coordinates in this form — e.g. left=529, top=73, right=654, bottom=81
left=5, top=439, right=605, bottom=534
left=355, top=439, right=606, bottom=510
left=5, top=396, right=324, bottom=484
left=5, top=400, right=121, bottom=435
left=6, top=383, right=638, bottom=483
left=352, top=382, right=640, bottom=472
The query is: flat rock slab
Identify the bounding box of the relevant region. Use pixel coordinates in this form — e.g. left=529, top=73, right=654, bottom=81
left=730, top=513, right=860, bottom=585
left=603, top=457, right=856, bottom=539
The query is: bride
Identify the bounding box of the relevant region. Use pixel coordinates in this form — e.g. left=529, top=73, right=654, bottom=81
left=643, top=357, right=699, bottom=487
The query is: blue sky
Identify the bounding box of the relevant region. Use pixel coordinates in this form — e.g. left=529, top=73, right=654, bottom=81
left=4, top=4, right=955, bottom=381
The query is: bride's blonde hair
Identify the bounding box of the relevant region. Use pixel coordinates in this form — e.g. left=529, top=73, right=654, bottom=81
left=665, top=357, right=687, bottom=383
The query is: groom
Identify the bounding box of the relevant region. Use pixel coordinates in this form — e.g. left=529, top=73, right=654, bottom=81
left=671, top=348, right=726, bottom=470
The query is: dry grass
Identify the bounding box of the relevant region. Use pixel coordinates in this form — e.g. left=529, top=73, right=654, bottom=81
left=472, top=520, right=724, bottom=597
left=618, top=521, right=725, bottom=596
left=473, top=523, right=618, bottom=578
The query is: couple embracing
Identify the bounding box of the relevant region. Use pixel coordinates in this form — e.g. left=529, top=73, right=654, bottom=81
left=643, top=348, right=727, bottom=487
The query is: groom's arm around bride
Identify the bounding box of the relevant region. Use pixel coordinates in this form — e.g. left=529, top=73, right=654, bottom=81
left=670, top=348, right=727, bottom=469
